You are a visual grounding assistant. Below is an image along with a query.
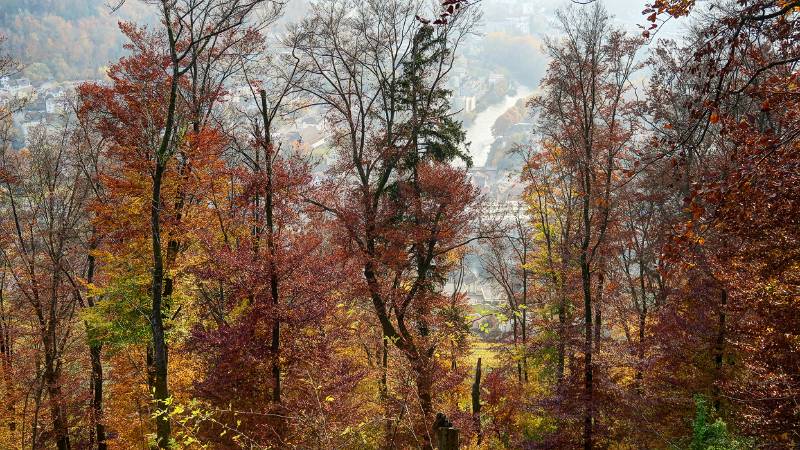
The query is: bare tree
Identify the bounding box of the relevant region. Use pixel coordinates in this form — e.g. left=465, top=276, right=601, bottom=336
left=521, top=143, right=580, bottom=387
left=0, top=119, right=92, bottom=450
left=479, top=204, right=534, bottom=382
left=532, top=4, right=640, bottom=447
left=68, top=96, right=113, bottom=450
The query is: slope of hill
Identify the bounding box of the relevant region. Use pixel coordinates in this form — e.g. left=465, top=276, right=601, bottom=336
left=0, top=0, right=152, bottom=81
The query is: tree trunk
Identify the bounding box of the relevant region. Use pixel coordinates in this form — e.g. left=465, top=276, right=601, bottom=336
left=712, top=288, right=727, bottom=411
left=150, top=162, right=171, bottom=449
left=635, top=258, right=647, bottom=396
left=31, top=367, right=44, bottom=449
left=472, top=358, right=482, bottom=445
left=594, top=306, right=601, bottom=353
left=260, top=91, right=281, bottom=404
left=413, top=356, right=434, bottom=450
left=557, top=292, right=566, bottom=386
left=513, top=315, right=522, bottom=382
left=44, top=267, right=70, bottom=450
left=0, top=312, right=14, bottom=434
left=580, top=168, right=594, bottom=450
left=148, top=17, right=181, bottom=440
left=556, top=256, right=569, bottom=388
left=89, top=343, right=106, bottom=450
left=85, top=248, right=107, bottom=450
left=380, top=335, right=394, bottom=450
left=521, top=256, right=528, bottom=383
left=44, top=352, right=70, bottom=450
left=594, top=265, right=604, bottom=352
left=635, top=305, right=646, bottom=395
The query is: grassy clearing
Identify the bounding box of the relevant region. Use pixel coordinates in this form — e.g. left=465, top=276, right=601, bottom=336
left=466, top=340, right=502, bottom=371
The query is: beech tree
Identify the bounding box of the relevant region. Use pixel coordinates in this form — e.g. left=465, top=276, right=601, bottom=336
left=79, top=0, right=276, bottom=443
left=291, top=0, right=479, bottom=446
left=529, top=4, right=641, bottom=446
left=0, top=120, right=91, bottom=450
left=642, top=0, right=800, bottom=443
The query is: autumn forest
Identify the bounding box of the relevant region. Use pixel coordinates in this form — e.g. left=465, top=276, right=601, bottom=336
left=0, top=0, right=798, bottom=448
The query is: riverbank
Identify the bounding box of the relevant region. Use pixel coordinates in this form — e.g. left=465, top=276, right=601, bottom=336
left=465, top=85, right=534, bottom=167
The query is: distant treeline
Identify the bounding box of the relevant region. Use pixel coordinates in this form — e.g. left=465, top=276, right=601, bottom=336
left=0, top=0, right=152, bottom=80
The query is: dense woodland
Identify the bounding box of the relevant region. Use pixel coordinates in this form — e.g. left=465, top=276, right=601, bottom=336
left=0, top=0, right=798, bottom=449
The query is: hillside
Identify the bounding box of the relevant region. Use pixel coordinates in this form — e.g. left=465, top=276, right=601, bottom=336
left=0, top=0, right=154, bottom=80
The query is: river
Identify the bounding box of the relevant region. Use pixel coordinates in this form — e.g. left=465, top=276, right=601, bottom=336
left=465, top=85, right=535, bottom=168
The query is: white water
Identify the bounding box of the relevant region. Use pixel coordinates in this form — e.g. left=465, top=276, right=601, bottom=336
left=465, top=85, right=534, bottom=167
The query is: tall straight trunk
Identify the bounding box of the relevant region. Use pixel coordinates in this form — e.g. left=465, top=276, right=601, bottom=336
left=712, top=288, right=727, bottom=410
left=149, top=18, right=181, bottom=439
left=150, top=162, right=171, bottom=449
left=381, top=336, right=393, bottom=450
left=635, top=304, right=646, bottom=394
left=521, top=253, right=528, bottom=382
left=594, top=264, right=604, bottom=352
left=44, top=297, right=69, bottom=450
left=556, top=282, right=566, bottom=386
left=85, top=249, right=106, bottom=450
left=413, top=355, right=434, bottom=450
left=635, top=256, right=647, bottom=395
left=472, top=358, right=483, bottom=445
left=0, top=307, right=14, bottom=434
left=260, top=91, right=281, bottom=404
left=593, top=306, right=601, bottom=352
left=539, top=202, right=565, bottom=386
left=580, top=168, right=594, bottom=450
left=513, top=315, right=522, bottom=382
left=556, top=255, right=569, bottom=387
left=44, top=352, right=70, bottom=450
left=89, top=343, right=106, bottom=450
left=45, top=267, right=70, bottom=450
left=31, top=368, right=44, bottom=449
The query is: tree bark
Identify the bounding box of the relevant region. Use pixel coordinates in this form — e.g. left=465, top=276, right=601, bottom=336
left=0, top=291, right=14, bottom=435
left=414, top=356, right=434, bottom=450
left=44, top=268, right=70, bottom=450
left=260, top=91, right=281, bottom=404
left=513, top=315, right=522, bottom=382
left=89, top=342, right=106, bottom=450
left=472, top=357, right=482, bottom=445
left=594, top=264, right=604, bottom=352
left=580, top=167, right=594, bottom=450
left=151, top=162, right=171, bottom=449
left=521, top=249, right=528, bottom=383
left=43, top=353, right=70, bottom=450
left=44, top=307, right=69, bottom=450
left=635, top=255, right=647, bottom=396
left=712, top=288, right=727, bottom=411
left=557, top=290, right=566, bottom=387
left=149, top=15, right=181, bottom=442
left=84, top=248, right=107, bottom=450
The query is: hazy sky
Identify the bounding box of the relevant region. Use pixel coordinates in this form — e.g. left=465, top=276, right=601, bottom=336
left=471, top=0, right=691, bottom=89
left=492, top=0, right=686, bottom=40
